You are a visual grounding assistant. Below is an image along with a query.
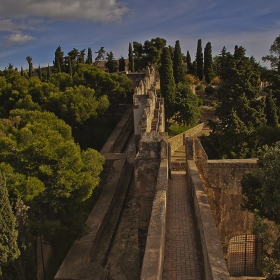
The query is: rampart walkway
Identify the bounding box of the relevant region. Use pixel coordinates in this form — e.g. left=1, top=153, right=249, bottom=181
left=163, top=146, right=204, bottom=280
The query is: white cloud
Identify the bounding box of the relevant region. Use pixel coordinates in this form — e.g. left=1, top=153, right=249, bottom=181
left=0, top=0, right=129, bottom=22
left=4, top=33, right=35, bottom=46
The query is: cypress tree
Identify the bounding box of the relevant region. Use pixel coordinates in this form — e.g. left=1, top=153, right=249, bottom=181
left=38, top=65, right=42, bottom=81
left=119, top=56, right=125, bottom=72
left=128, top=43, right=134, bottom=72
left=160, top=47, right=176, bottom=123
left=186, top=51, right=192, bottom=74
left=204, top=42, right=214, bottom=84
left=0, top=172, right=20, bottom=273
left=265, top=92, right=279, bottom=127
left=196, top=39, right=203, bottom=80
left=26, top=56, right=32, bottom=78
left=173, top=40, right=186, bottom=84
left=47, top=64, right=51, bottom=80
left=53, top=46, right=64, bottom=72
left=87, top=47, right=93, bottom=64
left=20, top=67, right=24, bottom=77
left=68, top=56, right=72, bottom=77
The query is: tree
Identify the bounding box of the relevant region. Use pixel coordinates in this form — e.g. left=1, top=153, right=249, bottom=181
left=159, top=47, right=176, bottom=123
left=186, top=51, right=192, bottom=74
left=86, top=47, right=93, bottom=65
left=173, top=40, right=186, bottom=84
left=26, top=56, right=32, bottom=78
left=265, top=92, right=279, bottom=127
left=242, top=142, right=280, bottom=224
left=128, top=43, right=135, bottom=72
left=204, top=42, right=214, bottom=84
left=0, top=169, right=20, bottom=275
left=203, top=47, right=266, bottom=158
left=196, top=39, right=203, bottom=80
left=262, top=34, right=280, bottom=73
left=47, top=64, right=51, bottom=80
left=95, top=47, right=106, bottom=61
left=78, top=49, right=86, bottom=64
left=53, top=46, right=64, bottom=73
left=174, top=83, right=200, bottom=126
left=38, top=65, right=42, bottom=81
left=118, top=56, right=125, bottom=72
left=105, top=51, right=118, bottom=73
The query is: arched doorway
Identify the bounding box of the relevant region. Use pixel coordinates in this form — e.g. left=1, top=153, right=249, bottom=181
left=228, top=235, right=263, bottom=277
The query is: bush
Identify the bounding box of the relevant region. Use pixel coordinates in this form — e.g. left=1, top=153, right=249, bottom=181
left=205, top=85, right=215, bottom=95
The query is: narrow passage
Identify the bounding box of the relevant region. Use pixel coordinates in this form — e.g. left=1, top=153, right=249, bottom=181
left=163, top=171, right=204, bottom=280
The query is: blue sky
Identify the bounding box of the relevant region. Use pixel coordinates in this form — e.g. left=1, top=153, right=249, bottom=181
left=0, top=0, right=279, bottom=70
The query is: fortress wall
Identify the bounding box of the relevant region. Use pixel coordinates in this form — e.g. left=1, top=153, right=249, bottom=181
left=206, top=160, right=258, bottom=244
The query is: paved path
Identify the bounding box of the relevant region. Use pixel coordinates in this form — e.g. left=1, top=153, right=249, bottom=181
left=162, top=168, right=204, bottom=280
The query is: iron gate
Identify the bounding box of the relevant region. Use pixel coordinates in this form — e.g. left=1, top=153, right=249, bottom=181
left=228, top=235, right=263, bottom=277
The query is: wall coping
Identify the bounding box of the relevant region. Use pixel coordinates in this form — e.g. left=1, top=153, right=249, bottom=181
left=140, top=158, right=168, bottom=280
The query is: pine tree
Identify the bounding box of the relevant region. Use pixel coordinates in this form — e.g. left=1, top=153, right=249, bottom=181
left=262, top=34, right=280, bottom=73
left=196, top=39, right=203, bottom=80
left=173, top=40, right=186, bottom=84
left=0, top=171, right=20, bottom=273
left=204, top=42, right=214, bottom=84
left=160, top=47, right=176, bottom=123
left=128, top=43, right=134, bottom=72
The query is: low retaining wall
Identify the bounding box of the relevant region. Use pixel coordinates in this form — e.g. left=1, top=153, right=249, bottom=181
left=168, top=123, right=204, bottom=156
left=186, top=138, right=230, bottom=280
left=140, top=158, right=168, bottom=280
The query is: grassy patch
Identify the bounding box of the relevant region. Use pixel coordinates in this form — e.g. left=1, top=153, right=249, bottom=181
left=168, top=123, right=192, bottom=137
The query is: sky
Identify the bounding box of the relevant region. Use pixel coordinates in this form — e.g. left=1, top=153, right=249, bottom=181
left=0, top=0, right=279, bottom=70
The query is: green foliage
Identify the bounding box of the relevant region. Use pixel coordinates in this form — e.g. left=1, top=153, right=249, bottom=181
left=128, top=43, right=135, bottom=72
left=262, top=34, right=280, bottom=73
left=119, top=56, right=125, bottom=72
left=186, top=51, right=192, bottom=74
left=203, top=46, right=266, bottom=159
left=204, top=42, right=214, bottom=84
left=95, top=47, right=106, bottom=61
left=173, top=40, right=186, bottom=84
left=53, top=46, right=64, bottom=73
left=0, top=171, right=20, bottom=274
left=173, top=83, right=200, bottom=126
left=265, top=92, right=279, bottom=127
left=105, top=51, right=118, bottom=73
left=168, top=123, right=192, bottom=137
left=159, top=47, right=176, bottom=121
left=242, top=142, right=280, bottom=224
left=196, top=39, right=203, bottom=80
left=86, top=47, right=93, bottom=65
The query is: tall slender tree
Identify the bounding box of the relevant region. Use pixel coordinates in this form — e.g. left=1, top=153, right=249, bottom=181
left=186, top=51, right=192, bottom=74
left=128, top=43, right=134, bottom=72
left=105, top=51, right=118, bottom=73
left=264, top=92, right=279, bottom=127
left=196, top=39, right=203, bottom=80
left=204, top=42, right=214, bottom=84
left=160, top=47, right=176, bottom=124
left=26, top=56, right=32, bottom=78
left=118, top=56, right=125, bottom=72
left=86, top=47, right=93, bottom=65
left=53, top=46, right=64, bottom=72
left=173, top=40, right=186, bottom=84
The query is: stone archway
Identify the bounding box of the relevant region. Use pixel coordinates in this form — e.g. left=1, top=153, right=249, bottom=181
left=227, top=234, right=263, bottom=277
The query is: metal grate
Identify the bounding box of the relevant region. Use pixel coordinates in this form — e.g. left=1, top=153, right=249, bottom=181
left=228, top=235, right=263, bottom=277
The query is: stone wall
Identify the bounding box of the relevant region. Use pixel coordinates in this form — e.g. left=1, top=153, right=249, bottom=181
left=186, top=137, right=230, bottom=280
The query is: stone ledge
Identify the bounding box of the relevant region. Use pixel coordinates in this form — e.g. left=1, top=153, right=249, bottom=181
left=140, top=159, right=168, bottom=280
left=187, top=159, right=230, bottom=280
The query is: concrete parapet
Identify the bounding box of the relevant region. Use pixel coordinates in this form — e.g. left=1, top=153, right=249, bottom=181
left=140, top=158, right=168, bottom=280
left=186, top=158, right=230, bottom=280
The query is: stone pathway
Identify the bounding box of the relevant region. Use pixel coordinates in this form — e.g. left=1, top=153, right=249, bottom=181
left=162, top=170, right=204, bottom=280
